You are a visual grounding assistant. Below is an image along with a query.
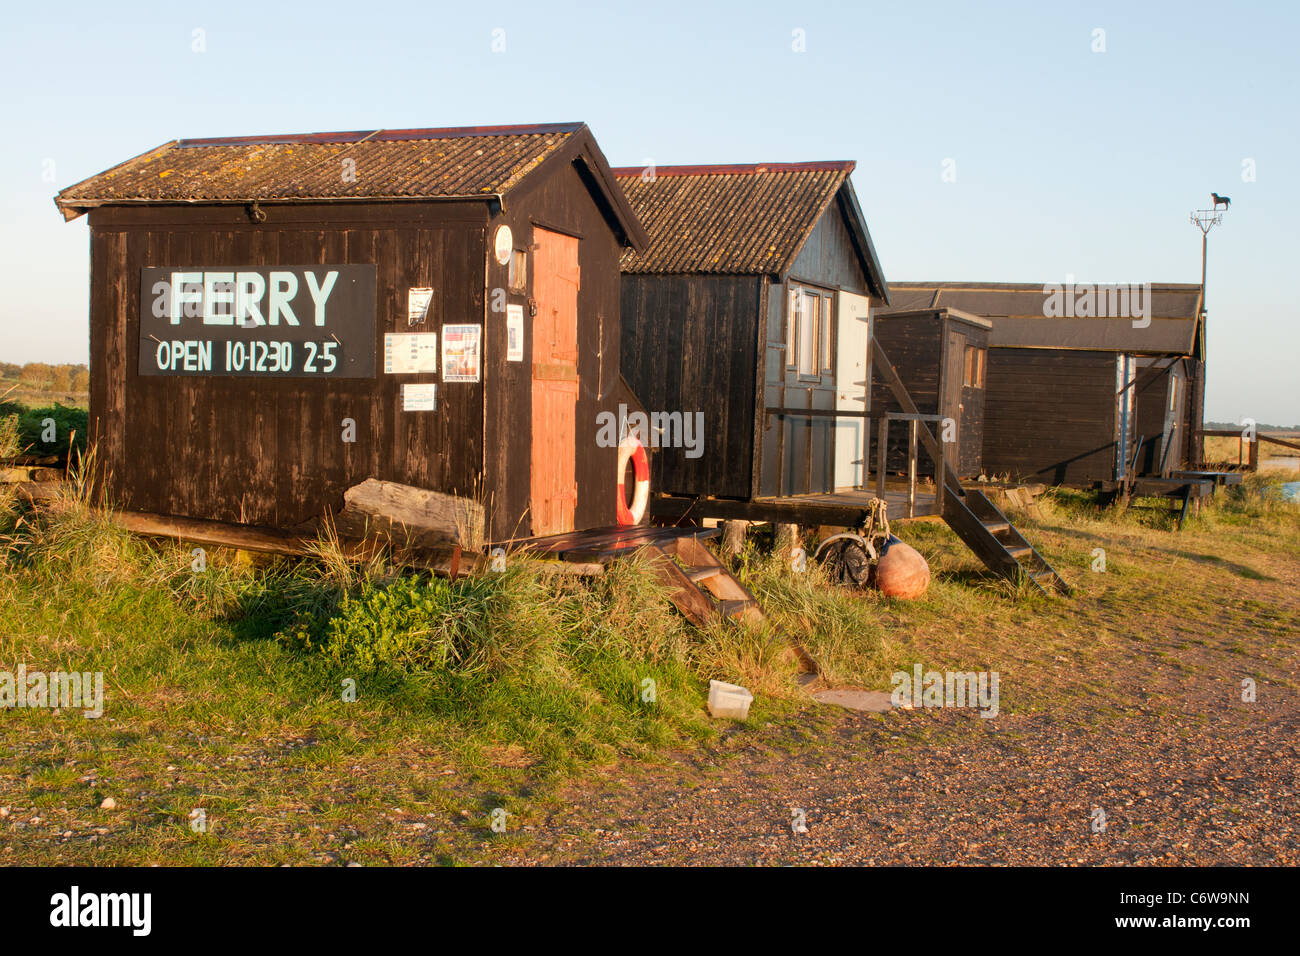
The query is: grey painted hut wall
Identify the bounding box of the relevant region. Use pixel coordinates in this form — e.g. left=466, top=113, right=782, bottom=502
left=761, top=202, right=876, bottom=496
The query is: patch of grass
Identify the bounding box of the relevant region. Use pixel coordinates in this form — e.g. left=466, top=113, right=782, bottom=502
left=0, top=400, right=87, bottom=460
left=2, top=462, right=1297, bottom=865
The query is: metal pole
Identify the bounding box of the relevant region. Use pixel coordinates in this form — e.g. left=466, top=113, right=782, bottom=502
left=1199, top=230, right=1207, bottom=469
left=1201, top=231, right=1208, bottom=313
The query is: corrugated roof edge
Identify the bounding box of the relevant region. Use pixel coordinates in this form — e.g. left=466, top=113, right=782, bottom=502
left=53, top=140, right=178, bottom=220
left=52, top=122, right=647, bottom=251
left=876, top=307, right=992, bottom=329
left=610, top=160, right=855, bottom=177
left=174, top=122, right=585, bottom=148
left=890, top=280, right=1203, bottom=292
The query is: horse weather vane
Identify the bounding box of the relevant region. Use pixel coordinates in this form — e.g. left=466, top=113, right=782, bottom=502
left=1191, top=192, right=1230, bottom=234
left=1190, top=192, right=1230, bottom=318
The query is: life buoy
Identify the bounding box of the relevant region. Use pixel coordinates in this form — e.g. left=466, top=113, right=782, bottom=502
left=616, top=434, right=650, bottom=525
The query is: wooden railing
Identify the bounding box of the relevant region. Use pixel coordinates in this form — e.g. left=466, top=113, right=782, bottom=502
left=875, top=411, right=947, bottom=518
left=1200, top=430, right=1300, bottom=472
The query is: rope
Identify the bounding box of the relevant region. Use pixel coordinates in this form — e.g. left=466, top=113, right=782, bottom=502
left=862, top=498, right=891, bottom=561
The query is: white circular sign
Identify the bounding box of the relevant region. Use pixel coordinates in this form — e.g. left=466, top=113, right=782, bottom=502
left=493, top=225, right=513, bottom=265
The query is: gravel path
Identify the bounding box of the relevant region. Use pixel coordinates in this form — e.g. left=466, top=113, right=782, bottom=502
left=498, top=582, right=1300, bottom=866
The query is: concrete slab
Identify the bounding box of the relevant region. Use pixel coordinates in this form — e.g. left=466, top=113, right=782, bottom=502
left=811, top=689, right=893, bottom=713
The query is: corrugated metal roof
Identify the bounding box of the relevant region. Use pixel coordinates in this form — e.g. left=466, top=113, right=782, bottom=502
left=55, top=123, right=584, bottom=218
left=884, top=281, right=1204, bottom=355
left=613, top=162, right=854, bottom=275
left=886, top=282, right=1203, bottom=321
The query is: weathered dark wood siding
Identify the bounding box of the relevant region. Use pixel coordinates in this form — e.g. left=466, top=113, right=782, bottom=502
left=618, top=191, right=875, bottom=502
left=870, top=313, right=987, bottom=479
left=88, top=201, right=488, bottom=530
left=618, top=274, right=760, bottom=498
left=787, top=201, right=872, bottom=295
left=982, top=348, right=1118, bottom=485
left=954, top=322, right=989, bottom=479
left=487, top=158, right=627, bottom=536
left=1186, top=357, right=1205, bottom=468
left=1133, top=358, right=1191, bottom=476
left=871, top=314, right=941, bottom=475
left=88, top=158, right=630, bottom=540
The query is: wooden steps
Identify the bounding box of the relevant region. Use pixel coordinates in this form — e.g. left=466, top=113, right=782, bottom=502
left=872, top=338, right=1070, bottom=596
left=685, top=566, right=722, bottom=583
left=505, top=524, right=817, bottom=674
left=503, top=525, right=767, bottom=627
left=942, top=488, right=1071, bottom=596
left=641, top=535, right=764, bottom=628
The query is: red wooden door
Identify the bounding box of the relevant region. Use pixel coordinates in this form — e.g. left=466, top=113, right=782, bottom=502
left=530, top=228, right=580, bottom=535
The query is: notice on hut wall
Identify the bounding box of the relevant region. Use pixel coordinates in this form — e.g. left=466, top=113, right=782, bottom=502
left=137, top=265, right=377, bottom=378
left=442, top=324, right=482, bottom=382
left=407, top=287, right=433, bottom=326
left=506, top=304, right=525, bottom=362
left=401, top=383, right=437, bottom=411
left=383, top=333, right=438, bottom=374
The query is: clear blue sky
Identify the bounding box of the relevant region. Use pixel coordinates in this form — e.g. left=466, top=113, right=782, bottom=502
left=2, top=0, right=1295, bottom=423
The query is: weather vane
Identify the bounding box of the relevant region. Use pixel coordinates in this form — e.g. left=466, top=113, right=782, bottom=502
left=1189, top=192, right=1230, bottom=234
left=1189, top=192, right=1229, bottom=320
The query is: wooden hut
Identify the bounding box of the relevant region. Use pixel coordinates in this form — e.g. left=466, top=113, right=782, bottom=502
left=882, top=282, right=1205, bottom=486
left=870, top=308, right=991, bottom=480
left=614, top=162, right=890, bottom=503
left=54, top=123, right=648, bottom=541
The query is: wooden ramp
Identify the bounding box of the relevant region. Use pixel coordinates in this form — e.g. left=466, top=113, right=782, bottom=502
left=502, top=525, right=763, bottom=627
left=873, top=338, right=1070, bottom=596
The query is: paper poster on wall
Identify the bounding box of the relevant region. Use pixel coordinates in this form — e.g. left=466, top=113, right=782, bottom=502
left=383, top=332, right=438, bottom=374
left=506, top=304, right=525, bottom=362
left=442, top=324, right=482, bottom=382
left=407, top=287, right=433, bottom=325
left=401, top=383, right=437, bottom=411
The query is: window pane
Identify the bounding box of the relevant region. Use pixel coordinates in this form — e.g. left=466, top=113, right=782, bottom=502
left=821, top=295, right=833, bottom=370
left=799, top=293, right=819, bottom=376
left=509, top=250, right=527, bottom=290
left=786, top=287, right=799, bottom=362
left=795, top=295, right=816, bottom=377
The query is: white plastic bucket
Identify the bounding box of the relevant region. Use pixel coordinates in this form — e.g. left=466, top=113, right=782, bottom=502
left=707, top=679, right=754, bottom=720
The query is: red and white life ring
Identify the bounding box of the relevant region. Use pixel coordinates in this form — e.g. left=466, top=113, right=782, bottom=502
left=616, top=434, right=650, bottom=525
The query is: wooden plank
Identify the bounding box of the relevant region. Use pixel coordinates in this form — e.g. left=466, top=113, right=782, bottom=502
left=501, top=524, right=721, bottom=561
left=115, top=509, right=466, bottom=574
left=640, top=544, right=718, bottom=628
left=0, top=467, right=63, bottom=483
left=330, top=478, right=485, bottom=549
left=650, top=492, right=938, bottom=526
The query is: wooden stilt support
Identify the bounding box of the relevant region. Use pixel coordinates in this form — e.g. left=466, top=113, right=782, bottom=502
left=721, top=520, right=747, bottom=557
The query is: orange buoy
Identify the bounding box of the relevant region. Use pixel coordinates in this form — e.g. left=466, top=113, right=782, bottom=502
left=873, top=535, right=930, bottom=600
